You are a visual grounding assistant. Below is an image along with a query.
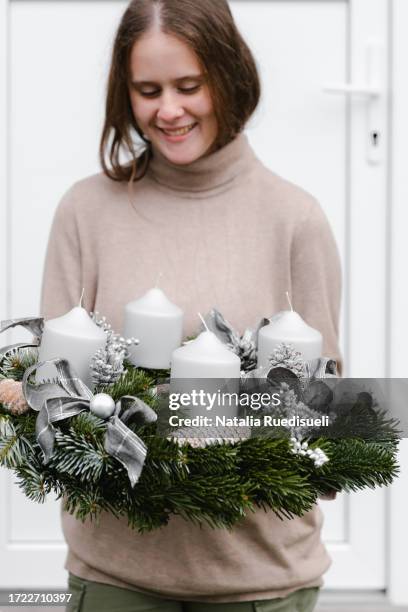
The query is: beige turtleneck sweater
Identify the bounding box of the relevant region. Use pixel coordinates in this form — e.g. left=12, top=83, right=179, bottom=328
left=41, top=134, right=342, bottom=603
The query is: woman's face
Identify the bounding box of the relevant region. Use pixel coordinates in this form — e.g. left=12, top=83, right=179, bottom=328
left=129, top=29, right=218, bottom=165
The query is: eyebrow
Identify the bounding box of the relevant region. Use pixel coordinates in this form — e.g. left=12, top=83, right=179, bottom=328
left=131, top=74, right=205, bottom=87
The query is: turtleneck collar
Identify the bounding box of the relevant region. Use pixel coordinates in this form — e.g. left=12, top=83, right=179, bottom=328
left=146, top=133, right=256, bottom=198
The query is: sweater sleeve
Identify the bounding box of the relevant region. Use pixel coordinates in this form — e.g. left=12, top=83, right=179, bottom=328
left=40, top=186, right=83, bottom=320
left=291, top=199, right=342, bottom=369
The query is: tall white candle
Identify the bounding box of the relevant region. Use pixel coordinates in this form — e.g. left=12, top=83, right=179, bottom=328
left=123, top=288, right=183, bottom=369
left=171, top=331, right=241, bottom=379
left=257, top=310, right=322, bottom=368
left=37, top=306, right=107, bottom=388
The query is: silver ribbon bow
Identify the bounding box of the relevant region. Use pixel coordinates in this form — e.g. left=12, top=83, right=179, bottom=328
left=22, top=358, right=157, bottom=486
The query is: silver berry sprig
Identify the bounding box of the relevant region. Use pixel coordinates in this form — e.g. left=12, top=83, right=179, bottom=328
left=90, top=312, right=139, bottom=386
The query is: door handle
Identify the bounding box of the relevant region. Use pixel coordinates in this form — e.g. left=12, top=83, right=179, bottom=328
left=323, top=42, right=385, bottom=164
left=323, top=84, right=380, bottom=98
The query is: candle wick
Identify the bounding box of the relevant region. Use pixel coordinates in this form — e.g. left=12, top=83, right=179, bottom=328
left=155, top=271, right=164, bottom=288
left=79, top=288, right=85, bottom=308
left=198, top=312, right=210, bottom=332
left=286, top=291, right=294, bottom=312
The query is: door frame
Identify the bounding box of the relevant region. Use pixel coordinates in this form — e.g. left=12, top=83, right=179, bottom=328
left=388, top=0, right=408, bottom=606
left=0, top=0, right=8, bottom=324
left=0, top=0, right=407, bottom=603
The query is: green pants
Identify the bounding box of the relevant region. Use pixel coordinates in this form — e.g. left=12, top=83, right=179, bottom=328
left=67, top=574, right=319, bottom=612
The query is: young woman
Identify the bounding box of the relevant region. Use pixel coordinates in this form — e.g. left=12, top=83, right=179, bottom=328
left=41, top=0, right=342, bottom=610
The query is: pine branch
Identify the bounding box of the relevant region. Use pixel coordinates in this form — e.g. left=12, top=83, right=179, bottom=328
left=98, top=367, right=159, bottom=405
left=0, top=416, right=34, bottom=468
left=0, top=347, right=38, bottom=381
left=308, top=438, right=399, bottom=494
left=62, top=480, right=121, bottom=523
left=0, top=376, right=401, bottom=531
left=15, top=462, right=58, bottom=503
left=237, top=437, right=316, bottom=518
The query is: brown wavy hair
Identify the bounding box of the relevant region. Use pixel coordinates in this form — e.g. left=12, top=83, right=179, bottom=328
left=100, top=0, right=261, bottom=182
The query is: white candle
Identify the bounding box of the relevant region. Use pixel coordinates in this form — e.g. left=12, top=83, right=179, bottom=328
left=257, top=310, right=322, bottom=368
left=123, top=288, right=183, bottom=369
left=37, top=306, right=107, bottom=388
left=170, top=331, right=241, bottom=419
left=171, top=331, right=241, bottom=379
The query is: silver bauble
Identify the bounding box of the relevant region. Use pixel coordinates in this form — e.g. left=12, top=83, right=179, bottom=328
left=90, top=393, right=115, bottom=419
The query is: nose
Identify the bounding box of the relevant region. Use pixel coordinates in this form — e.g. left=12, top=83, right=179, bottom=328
left=156, top=90, right=184, bottom=123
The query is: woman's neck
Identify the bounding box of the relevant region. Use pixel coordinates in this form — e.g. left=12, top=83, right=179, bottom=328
left=146, top=133, right=256, bottom=197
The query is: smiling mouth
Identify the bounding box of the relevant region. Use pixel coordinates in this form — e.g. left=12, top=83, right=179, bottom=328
left=158, top=123, right=197, bottom=137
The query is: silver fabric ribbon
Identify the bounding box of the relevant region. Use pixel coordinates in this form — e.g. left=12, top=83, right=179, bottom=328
left=203, top=309, right=268, bottom=371
left=0, top=317, right=44, bottom=359
left=204, top=309, right=242, bottom=346
left=304, top=357, right=338, bottom=379
left=1, top=317, right=44, bottom=338
left=22, top=359, right=157, bottom=486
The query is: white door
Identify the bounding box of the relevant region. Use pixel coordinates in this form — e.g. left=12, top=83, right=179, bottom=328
left=235, top=0, right=390, bottom=591
left=0, top=0, right=395, bottom=597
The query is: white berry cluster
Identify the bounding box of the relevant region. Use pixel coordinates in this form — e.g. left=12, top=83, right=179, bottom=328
left=290, top=437, right=329, bottom=468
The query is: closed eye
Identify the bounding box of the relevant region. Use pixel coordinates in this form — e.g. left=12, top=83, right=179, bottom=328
left=178, top=85, right=201, bottom=94
left=137, top=85, right=201, bottom=98
left=138, top=89, right=161, bottom=98
left=131, top=72, right=206, bottom=97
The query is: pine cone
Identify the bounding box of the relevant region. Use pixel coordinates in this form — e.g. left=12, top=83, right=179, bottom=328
left=89, top=315, right=138, bottom=386
left=269, top=343, right=305, bottom=377
left=90, top=346, right=126, bottom=386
